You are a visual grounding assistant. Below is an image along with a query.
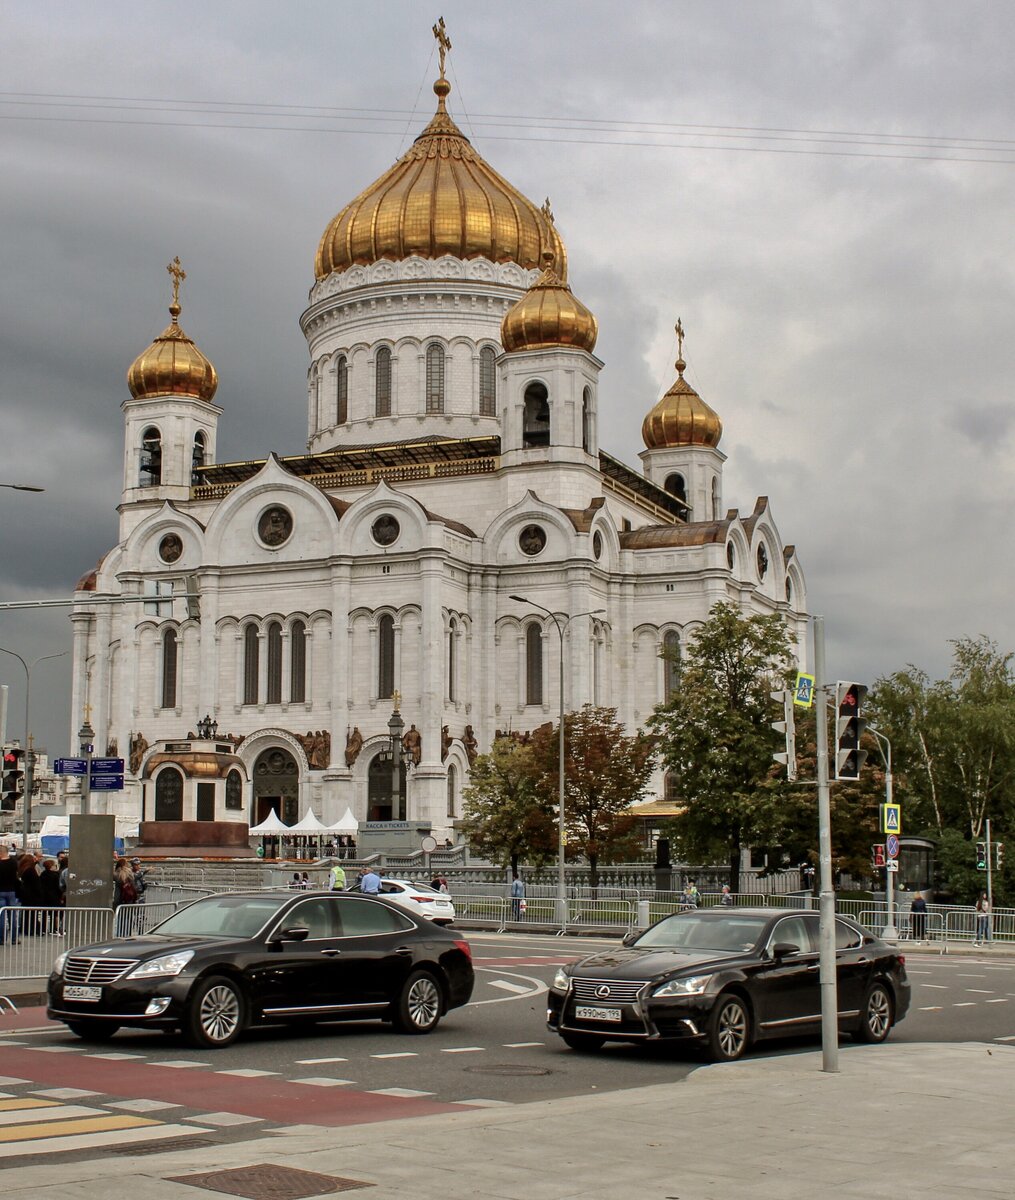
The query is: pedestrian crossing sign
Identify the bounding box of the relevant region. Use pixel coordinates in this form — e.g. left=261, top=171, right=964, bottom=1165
left=793, top=672, right=815, bottom=708
left=881, top=803, right=901, bottom=835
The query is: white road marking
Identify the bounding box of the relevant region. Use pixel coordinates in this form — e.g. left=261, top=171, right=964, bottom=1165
left=290, top=1077, right=354, bottom=1087
left=367, top=1088, right=434, bottom=1098
left=503, top=1041, right=543, bottom=1048
left=952, top=1002, right=976, bottom=1007
left=215, top=1068, right=278, bottom=1077
left=32, top=1088, right=101, bottom=1100
left=30, top=1046, right=79, bottom=1053
left=922, top=984, right=949, bottom=989
left=469, top=968, right=546, bottom=1006
left=995, top=1034, right=1015, bottom=1042
left=0, top=1122, right=212, bottom=1159
left=441, top=1046, right=484, bottom=1054
left=370, top=1052, right=417, bottom=1059
left=0, top=1041, right=25, bottom=1047
left=182, top=1112, right=263, bottom=1126
left=107, top=1099, right=183, bottom=1112
left=156, top=1060, right=208, bottom=1069
left=295, top=1056, right=348, bottom=1065
left=985, top=998, right=1009, bottom=1003
left=965, top=989, right=995, bottom=994
left=84, top=1052, right=145, bottom=1061
left=455, top=1098, right=514, bottom=1107
left=957, top=973, right=987, bottom=978
left=0, top=1078, right=30, bottom=1086
left=0, top=1104, right=106, bottom=1127
left=918, top=1006, right=943, bottom=1011
left=489, top=980, right=532, bottom=994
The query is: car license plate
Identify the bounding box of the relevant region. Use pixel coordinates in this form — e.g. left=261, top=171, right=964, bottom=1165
left=64, top=985, right=102, bottom=1002
left=575, top=1005, right=622, bottom=1022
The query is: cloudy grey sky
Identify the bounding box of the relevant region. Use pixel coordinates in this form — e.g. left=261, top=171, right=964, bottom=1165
left=2, top=0, right=1013, bottom=757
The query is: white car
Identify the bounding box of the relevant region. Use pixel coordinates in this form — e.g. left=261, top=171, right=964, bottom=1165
left=378, top=879, right=455, bottom=925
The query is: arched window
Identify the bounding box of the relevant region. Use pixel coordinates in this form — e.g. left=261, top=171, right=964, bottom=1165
left=378, top=613, right=395, bottom=699
left=266, top=621, right=282, bottom=704
left=582, top=386, right=592, bottom=452
left=243, top=623, right=259, bottom=705
left=426, top=344, right=445, bottom=414
left=664, top=769, right=680, bottom=805
left=664, top=473, right=687, bottom=510
left=523, top=382, right=550, bottom=448
left=290, top=620, right=306, bottom=702
left=592, top=625, right=603, bottom=705
left=336, top=355, right=348, bottom=424
left=140, top=427, right=162, bottom=487
left=225, top=769, right=243, bottom=810
left=448, top=617, right=457, bottom=703
left=310, top=365, right=320, bottom=431
left=711, top=476, right=719, bottom=521
left=663, top=630, right=681, bottom=701
left=479, top=346, right=497, bottom=416
left=526, top=622, right=543, bottom=705
left=447, top=763, right=457, bottom=818
left=191, top=431, right=206, bottom=484
left=154, top=768, right=184, bottom=821
left=161, top=627, right=178, bottom=709
left=375, top=346, right=392, bottom=417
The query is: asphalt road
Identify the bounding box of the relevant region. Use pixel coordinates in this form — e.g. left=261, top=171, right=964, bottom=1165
left=0, top=931, right=1013, bottom=1166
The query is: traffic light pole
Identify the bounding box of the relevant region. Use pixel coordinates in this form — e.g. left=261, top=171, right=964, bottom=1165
left=813, top=615, right=839, bottom=1073
left=986, top=817, right=993, bottom=919
left=869, top=727, right=897, bottom=940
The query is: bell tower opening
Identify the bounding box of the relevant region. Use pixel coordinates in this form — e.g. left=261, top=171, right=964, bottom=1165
left=523, top=382, right=550, bottom=448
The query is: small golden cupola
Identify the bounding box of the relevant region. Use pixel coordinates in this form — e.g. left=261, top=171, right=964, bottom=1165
left=642, top=320, right=721, bottom=448
left=127, top=257, right=218, bottom=402
left=500, top=243, right=598, bottom=354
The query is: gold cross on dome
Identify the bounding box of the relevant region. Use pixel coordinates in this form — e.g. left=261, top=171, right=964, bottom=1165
left=675, top=318, right=685, bottom=359
left=392, top=689, right=401, bottom=712
left=541, top=197, right=555, bottom=226
left=432, top=16, right=451, bottom=79
left=167, top=256, right=186, bottom=307
left=82, top=702, right=93, bottom=722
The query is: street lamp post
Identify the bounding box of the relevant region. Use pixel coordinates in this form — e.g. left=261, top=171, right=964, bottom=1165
left=510, top=596, right=604, bottom=925
left=0, top=647, right=69, bottom=849
left=196, top=714, right=218, bottom=740
left=868, top=725, right=897, bottom=940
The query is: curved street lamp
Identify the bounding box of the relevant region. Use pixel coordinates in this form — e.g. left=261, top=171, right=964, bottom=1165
left=0, top=484, right=44, bottom=493
left=510, top=595, right=605, bottom=923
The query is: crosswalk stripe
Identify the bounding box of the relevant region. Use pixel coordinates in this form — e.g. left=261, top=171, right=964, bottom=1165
left=0, top=1122, right=211, bottom=1159
left=0, top=1099, right=60, bottom=1113
left=0, top=1114, right=158, bottom=1142
left=0, top=1104, right=113, bottom=1127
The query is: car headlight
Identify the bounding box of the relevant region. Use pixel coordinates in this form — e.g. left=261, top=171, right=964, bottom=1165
left=126, top=950, right=195, bottom=979
left=53, top=952, right=67, bottom=974
left=652, top=974, right=711, bottom=998
left=552, top=968, right=571, bottom=991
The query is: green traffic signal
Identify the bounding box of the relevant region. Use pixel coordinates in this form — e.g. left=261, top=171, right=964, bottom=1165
left=976, top=841, right=987, bottom=871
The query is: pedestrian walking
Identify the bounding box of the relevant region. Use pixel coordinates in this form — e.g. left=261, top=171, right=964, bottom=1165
left=975, top=893, right=991, bottom=945
left=112, top=859, right=139, bottom=909
left=40, top=859, right=63, bottom=934
left=130, top=858, right=148, bottom=902
left=0, top=844, right=19, bottom=945
left=909, top=892, right=928, bottom=942
left=510, top=872, right=525, bottom=920
left=329, top=861, right=347, bottom=891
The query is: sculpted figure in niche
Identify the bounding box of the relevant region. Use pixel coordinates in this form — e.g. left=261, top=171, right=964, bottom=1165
left=258, top=506, right=293, bottom=547
left=440, top=725, right=451, bottom=762
left=462, top=725, right=478, bottom=766
left=345, top=726, right=364, bottom=767
left=402, top=724, right=422, bottom=766
left=312, top=730, right=330, bottom=769
left=129, top=732, right=149, bottom=775
left=106, top=738, right=118, bottom=759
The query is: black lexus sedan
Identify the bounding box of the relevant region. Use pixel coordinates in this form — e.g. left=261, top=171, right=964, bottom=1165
left=48, top=890, right=474, bottom=1048
left=547, top=907, right=910, bottom=1061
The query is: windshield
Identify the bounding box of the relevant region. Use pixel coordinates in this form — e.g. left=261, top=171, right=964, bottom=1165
left=634, top=913, right=768, bottom=954
left=151, top=894, right=290, bottom=939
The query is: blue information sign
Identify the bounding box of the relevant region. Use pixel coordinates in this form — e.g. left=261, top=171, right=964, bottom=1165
left=89, top=774, right=125, bottom=792
left=90, top=757, right=125, bottom=774
left=54, top=758, right=88, bottom=776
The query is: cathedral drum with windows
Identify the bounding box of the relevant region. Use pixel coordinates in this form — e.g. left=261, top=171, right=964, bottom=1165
left=69, top=30, right=807, bottom=849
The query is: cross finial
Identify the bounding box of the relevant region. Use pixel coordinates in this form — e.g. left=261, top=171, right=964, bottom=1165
left=167, top=256, right=186, bottom=317
left=432, top=16, right=451, bottom=79
left=392, top=689, right=401, bottom=713
left=83, top=702, right=93, bottom=721
left=675, top=318, right=685, bottom=360
left=541, top=196, right=555, bottom=226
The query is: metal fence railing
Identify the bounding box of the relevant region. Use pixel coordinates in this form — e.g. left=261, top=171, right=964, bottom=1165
left=0, top=907, right=114, bottom=981
left=113, top=902, right=179, bottom=938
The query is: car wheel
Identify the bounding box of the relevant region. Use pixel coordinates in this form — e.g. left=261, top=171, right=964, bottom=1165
left=393, top=970, right=443, bottom=1034
left=853, top=982, right=893, bottom=1043
left=184, top=975, right=245, bottom=1048
left=65, top=1020, right=120, bottom=1043
left=561, top=1031, right=606, bottom=1052
left=706, top=993, right=750, bottom=1062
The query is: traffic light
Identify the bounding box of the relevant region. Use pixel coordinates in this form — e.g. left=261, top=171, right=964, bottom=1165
left=976, top=841, right=987, bottom=871
left=872, top=844, right=886, bottom=868
left=1, top=746, right=25, bottom=812
left=770, top=688, right=797, bottom=781
left=835, top=681, right=868, bottom=781
left=997, top=843, right=1004, bottom=870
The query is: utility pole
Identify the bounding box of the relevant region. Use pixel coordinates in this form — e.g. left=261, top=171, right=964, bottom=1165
left=813, top=615, right=839, bottom=1073
left=79, top=714, right=95, bottom=816
left=985, top=817, right=993, bottom=917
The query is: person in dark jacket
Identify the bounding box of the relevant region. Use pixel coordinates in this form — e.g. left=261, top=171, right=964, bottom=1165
left=16, top=854, right=43, bottom=934
left=0, top=844, right=18, bottom=945
left=39, top=859, right=64, bottom=933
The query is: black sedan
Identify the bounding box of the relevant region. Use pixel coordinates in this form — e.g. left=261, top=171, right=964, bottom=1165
left=547, top=907, right=910, bottom=1061
left=48, top=890, right=474, bottom=1048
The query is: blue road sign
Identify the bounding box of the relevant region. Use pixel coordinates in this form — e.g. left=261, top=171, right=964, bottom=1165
left=90, top=757, right=124, bottom=774
left=793, top=672, right=815, bottom=708
left=886, top=834, right=900, bottom=859
left=881, top=803, right=902, bottom=835
left=54, top=758, right=87, bottom=775
left=89, top=774, right=124, bottom=792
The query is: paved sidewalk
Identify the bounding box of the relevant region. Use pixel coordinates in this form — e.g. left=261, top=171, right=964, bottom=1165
left=4, top=1041, right=1012, bottom=1199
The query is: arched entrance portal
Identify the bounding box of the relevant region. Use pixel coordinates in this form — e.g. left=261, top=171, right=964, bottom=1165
left=252, top=747, right=299, bottom=826
left=367, top=752, right=406, bottom=822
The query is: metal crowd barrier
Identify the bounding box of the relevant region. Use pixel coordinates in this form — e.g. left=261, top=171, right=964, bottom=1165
left=0, top=907, right=113, bottom=980
left=113, top=902, right=179, bottom=938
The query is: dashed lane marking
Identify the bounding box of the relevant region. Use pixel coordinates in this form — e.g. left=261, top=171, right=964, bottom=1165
left=952, top=1002, right=976, bottom=1007
left=922, top=984, right=949, bottom=989
left=503, top=1042, right=544, bottom=1048
left=370, top=1052, right=417, bottom=1059
left=918, top=1006, right=943, bottom=1011
left=996, top=1035, right=1015, bottom=1041
left=965, top=989, right=995, bottom=994
left=985, top=998, right=1010, bottom=1003
left=367, top=1088, right=434, bottom=1099
left=440, top=1046, right=484, bottom=1054
left=294, top=1056, right=348, bottom=1065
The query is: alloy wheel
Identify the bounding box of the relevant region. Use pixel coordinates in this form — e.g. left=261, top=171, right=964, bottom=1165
left=200, top=983, right=241, bottom=1043
left=865, top=987, right=891, bottom=1040
left=717, top=999, right=748, bottom=1058
left=407, top=975, right=440, bottom=1029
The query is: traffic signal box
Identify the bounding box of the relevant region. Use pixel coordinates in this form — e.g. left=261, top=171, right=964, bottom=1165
left=1, top=746, right=25, bottom=812
left=976, top=842, right=988, bottom=871
left=835, top=682, right=868, bottom=781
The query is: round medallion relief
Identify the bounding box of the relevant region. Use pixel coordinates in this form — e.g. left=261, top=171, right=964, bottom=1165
left=519, top=524, right=547, bottom=556
left=158, top=533, right=183, bottom=564
left=371, top=514, right=400, bottom=546
left=258, top=506, right=293, bottom=547
left=593, top=531, right=603, bottom=559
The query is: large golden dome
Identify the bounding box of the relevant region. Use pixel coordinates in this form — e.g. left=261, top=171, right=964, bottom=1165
left=127, top=259, right=218, bottom=402
left=315, top=76, right=565, bottom=279
left=642, top=324, right=722, bottom=449
left=501, top=252, right=598, bottom=353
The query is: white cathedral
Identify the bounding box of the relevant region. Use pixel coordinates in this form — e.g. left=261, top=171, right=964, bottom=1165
left=69, top=36, right=807, bottom=851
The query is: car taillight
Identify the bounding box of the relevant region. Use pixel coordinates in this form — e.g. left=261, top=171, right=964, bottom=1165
left=411, top=895, right=435, bottom=903
left=454, top=938, right=472, bottom=961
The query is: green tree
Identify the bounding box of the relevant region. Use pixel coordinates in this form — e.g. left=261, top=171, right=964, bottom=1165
left=649, top=602, right=796, bottom=890
left=459, top=736, right=556, bottom=872
left=529, top=705, right=654, bottom=887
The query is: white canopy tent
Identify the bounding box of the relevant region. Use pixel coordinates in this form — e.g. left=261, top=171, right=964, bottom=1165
left=248, top=810, right=289, bottom=835
left=327, top=808, right=359, bottom=835
left=288, top=809, right=327, bottom=833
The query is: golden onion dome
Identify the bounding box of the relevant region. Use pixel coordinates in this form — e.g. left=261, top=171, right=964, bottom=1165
left=501, top=252, right=598, bottom=353
left=642, top=322, right=722, bottom=449
left=314, top=74, right=565, bottom=279
left=127, top=258, right=218, bottom=402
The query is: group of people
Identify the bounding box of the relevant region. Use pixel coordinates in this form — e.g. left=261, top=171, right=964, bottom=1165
left=112, top=857, right=147, bottom=908
left=0, top=843, right=68, bottom=940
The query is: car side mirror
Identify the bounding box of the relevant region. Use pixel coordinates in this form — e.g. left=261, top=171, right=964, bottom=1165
left=622, top=930, right=641, bottom=947
left=771, top=942, right=800, bottom=958
left=275, top=925, right=310, bottom=943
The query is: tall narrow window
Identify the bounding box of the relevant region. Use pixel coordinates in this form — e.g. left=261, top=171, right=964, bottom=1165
left=336, top=355, right=348, bottom=424
left=191, top=431, right=206, bottom=484
left=582, top=386, right=592, bottom=452
left=161, top=628, right=178, bottom=709
left=663, top=630, right=681, bottom=701
left=711, top=476, right=719, bottom=520
left=447, top=764, right=457, bottom=818
left=479, top=346, right=497, bottom=416
left=448, top=617, right=457, bottom=702
left=243, top=623, right=259, bottom=705
left=523, top=382, right=550, bottom=448
left=526, top=622, right=543, bottom=706
left=225, top=769, right=243, bottom=810
left=375, top=347, right=392, bottom=417
left=266, top=621, right=282, bottom=704
left=290, top=620, right=306, bottom=702
left=426, top=344, right=445, bottom=414
left=140, top=427, right=162, bottom=486
left=378, top=613, right=395, bottom=699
